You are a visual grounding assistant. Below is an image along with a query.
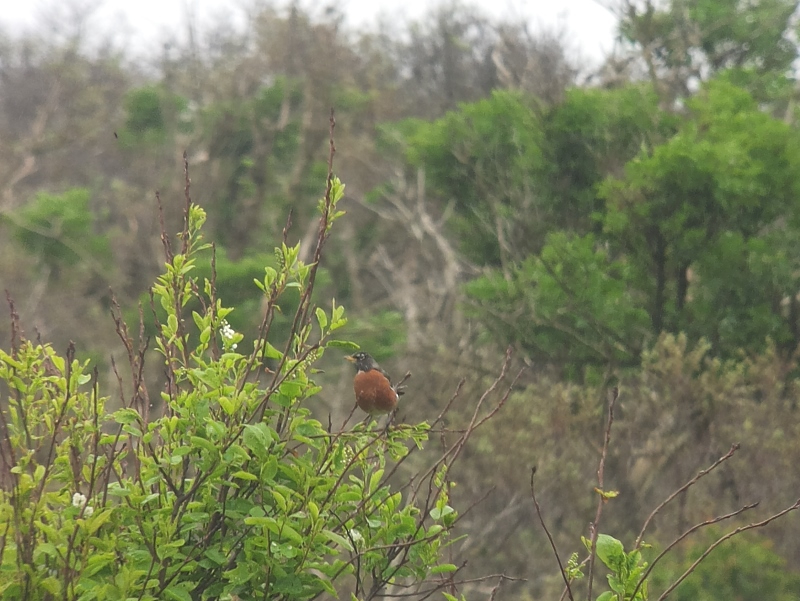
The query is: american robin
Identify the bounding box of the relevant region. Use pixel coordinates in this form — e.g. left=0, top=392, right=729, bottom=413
left=344, top=352, right=405, bottom=414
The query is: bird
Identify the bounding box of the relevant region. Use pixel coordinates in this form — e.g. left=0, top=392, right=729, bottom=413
left=344, top=352, right=405, bottom=415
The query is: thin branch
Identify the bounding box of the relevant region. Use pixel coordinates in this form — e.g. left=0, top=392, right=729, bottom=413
left=630, top=502, right=758, bottom=600
left=635, top=443, right=740, bottom=548
left=656, top=498, right=800, bottom=601
left=5, top=291, right=21, bottom=354
left=587, top=386, right=618, bottom=601
left=531, top=467, right=574, bottom=601
left=181, top=151, right=192, bottom=256
left=155, top=191, right=173, bottom=264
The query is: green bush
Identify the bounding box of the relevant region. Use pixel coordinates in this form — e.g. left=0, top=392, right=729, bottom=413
left=12, top=188, right=110, bottom=271
left=0, top=174, right=480, bottom=600
left=651, top=531, right=800, bottom=601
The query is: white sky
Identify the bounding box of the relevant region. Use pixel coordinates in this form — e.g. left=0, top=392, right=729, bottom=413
left=0, top=0, right=619, bottom=64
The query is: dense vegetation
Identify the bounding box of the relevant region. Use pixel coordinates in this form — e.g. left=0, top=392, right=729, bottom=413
left=3, top=0, right=800, bottom=598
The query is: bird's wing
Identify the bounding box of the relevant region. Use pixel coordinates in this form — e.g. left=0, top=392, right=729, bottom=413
left=369, top=365, right=395, bottom=393
left=377, top=365, right=393, bottom=383
left=377, top=366, right=406, bottom=396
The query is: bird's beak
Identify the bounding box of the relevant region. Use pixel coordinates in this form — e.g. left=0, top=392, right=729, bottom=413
left=344, top=355, right=356, bottom=363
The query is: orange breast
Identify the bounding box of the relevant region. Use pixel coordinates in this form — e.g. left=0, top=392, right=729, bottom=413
left=353, top=369, right=398, bottom=414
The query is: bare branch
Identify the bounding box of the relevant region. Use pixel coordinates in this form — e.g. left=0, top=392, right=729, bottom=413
left=531, top=467, right=574, bottom=601
left=656, top=499, right=800, bottom=601
left=630, top=502, right=758, bottom=600
left=586, top=386, right=618, bottom=601
left=635, top=443, right=740, bottom=548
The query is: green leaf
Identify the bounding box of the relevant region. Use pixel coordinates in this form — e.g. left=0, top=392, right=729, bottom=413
left=261, top=456, right=278, bottom=482
left=190, top=436, right=219, bottom=459
left=167, top=313, right=178, bottom=335
left=141, top=493, right=160, bottom=506
left=596, top=533, right=625, bottom=569
left=244, top=516, right=280, bottom=533
left=83, top=551, right=115, bottom=577
left=430, top=564, right=458, bottom=574
left=315, top=307, right=328, bottom=330
left=243, top=423, right=273, bottom=458
left=326, top=340, right=360, bottom=350
left=322, top=529, right=353, bottom=551
left=264, top=342, right=283, bottom=359
left=35, top=542, right=57, bottom=559
left=86, top=508, right=113, bottom=535
left=204, top=548, right=227, bottom=566
left=294, top=419, right=322, bottom=437
left=163, top=585, right=192, bottom=601
left=430, top=505, right=455, bottom=521
left=40, top=577, right=61, bottom=596
left=113, top=408, right=140, bottom=425
left=281, top=522, right=304, bottom=544
left=596, top=488, right=619, bottom=500
left=369, top=469, right=384, bottom=494
left=219, top=396, right=236, bottom=415
left=280, top=381, right=304, bottom=401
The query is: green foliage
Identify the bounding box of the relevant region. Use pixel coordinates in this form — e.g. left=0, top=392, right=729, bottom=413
left=579, top=534, right=649, bottom=601
left=691, top=0, right=797, bottom=76
left=0, top=177, right=461, bottom=600
left=619, top=0, right=797, bottom=103
left=120, top=86, right=188, bottom=145
left=124, top=87, right=164, bottom=133
left=128, top=248, right=287, bottom=342
left=404, top=75, right=800, bottom=369
left=651, top=531, right=800, bottom=601
left=403, top=90, right=549, bottom=265
left=465, top=231, right=650, bottom=371
left=545, top=85, right=677, bottom=231
left=11, top=188, right=110, bottom=270
left=345, top=311, right=407, bottom=363
left=203, top=76, right=305, bottom=254
left=690, top=230, right=800, bottom=353
left=601, top=78, right=800, bottom=342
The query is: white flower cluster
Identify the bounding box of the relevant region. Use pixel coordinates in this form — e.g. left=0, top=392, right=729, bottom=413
left=348, top=529, right=363, bottom=545
left=220, top=320, right=238, bottom=350
left=72, top=492, right=94, bottom=517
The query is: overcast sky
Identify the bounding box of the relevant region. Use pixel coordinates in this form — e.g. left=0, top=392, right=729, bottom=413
left=1, top=0, right=619, bottom=64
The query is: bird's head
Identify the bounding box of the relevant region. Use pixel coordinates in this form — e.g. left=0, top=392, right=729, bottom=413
left=345, top=351, right=376, bottom=372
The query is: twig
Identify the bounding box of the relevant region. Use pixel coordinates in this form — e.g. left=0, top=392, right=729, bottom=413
left=259, top=108, right=337, bottom=427
left=630, top=502, right=758, bottom=600
left=155, top=191, right=173, bottom=264
left=635, top=443, right=740, bottom=548
left=531, top=467, right=574, bottom=601
left=656, top=498, right=800, bottom=601
left=394, top=370, right=413, bottom=391
left=586, top=386, right=618, bottom=601
left=5, top=291, right=21, bottom=354
left=181, top=151, right=192, bottom=255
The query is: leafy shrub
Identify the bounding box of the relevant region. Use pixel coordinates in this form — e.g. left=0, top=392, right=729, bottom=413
left=0, top=165, right=507, bottom=600
left=11, top=188, right=110, bottom=271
